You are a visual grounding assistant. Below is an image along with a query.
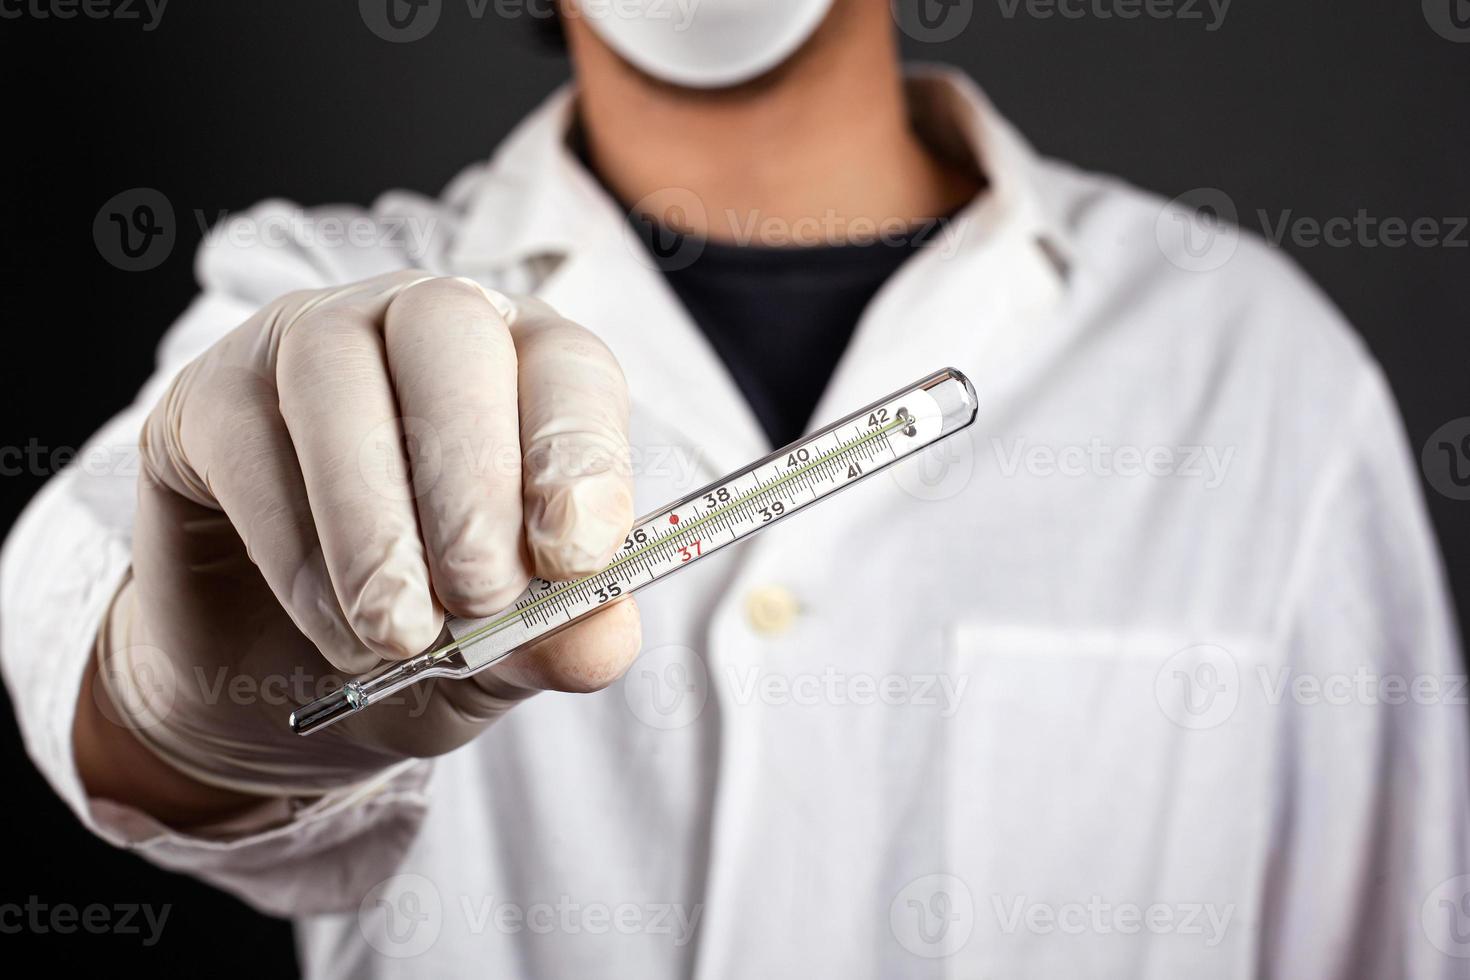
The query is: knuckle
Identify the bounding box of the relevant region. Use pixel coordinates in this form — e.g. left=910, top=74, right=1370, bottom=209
left=393, top=275, right=490, bottom=315
left=524, top=432, right=631, bottom=485
left=524, top=471, right=635, bottom=579
left=138, top=360, right=212, bottom=502
left=433, top=540, right=529, bottom=615
left=344, top=564, right=440, bottom=659
left=276, top=310, right=384, bottom=405
left=275, top=308, right=337, bottom=377
left=346, top=605, right=397, bottom=654
left=384, top=278, right=515, bottom=355
left=271, top=287, right=324, bottom=314
left=523, top=321, right=618, bottom=371
left=255, top=288, right=323, bottom=333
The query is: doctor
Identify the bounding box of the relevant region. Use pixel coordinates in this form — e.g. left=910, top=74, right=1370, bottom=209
left=3, top=0, right=1467, bottom=976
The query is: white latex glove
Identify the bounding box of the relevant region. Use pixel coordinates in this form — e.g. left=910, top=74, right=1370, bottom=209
left=92, top=271, right=641, bottom=797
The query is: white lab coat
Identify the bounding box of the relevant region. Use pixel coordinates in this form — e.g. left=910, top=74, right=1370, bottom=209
left=3, top=67, right=1467, bottom=979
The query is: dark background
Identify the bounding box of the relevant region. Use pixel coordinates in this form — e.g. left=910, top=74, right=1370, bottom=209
left=1, top=1, right=1466, bottom=973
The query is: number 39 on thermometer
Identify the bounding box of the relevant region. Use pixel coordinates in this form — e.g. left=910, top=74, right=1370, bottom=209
left=290, top=367, right=979, bottom=735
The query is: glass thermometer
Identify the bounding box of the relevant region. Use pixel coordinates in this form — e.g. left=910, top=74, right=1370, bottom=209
left=290, top=367, right=977, bottom=735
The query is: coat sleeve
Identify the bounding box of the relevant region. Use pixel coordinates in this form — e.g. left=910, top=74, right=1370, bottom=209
left=0, top=202, right=437, bottom=917
left=1259, top=365, right=1470, bottom=978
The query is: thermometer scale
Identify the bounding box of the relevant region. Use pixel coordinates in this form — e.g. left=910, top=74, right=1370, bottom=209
left=291, top=367, right=977, bottom=735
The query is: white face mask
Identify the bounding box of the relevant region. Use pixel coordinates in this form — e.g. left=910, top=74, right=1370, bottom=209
left=574, top=0, right=836, bottom=89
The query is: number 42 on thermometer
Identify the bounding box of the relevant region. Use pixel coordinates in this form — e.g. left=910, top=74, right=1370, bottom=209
left=290, top=367, right=978, bottom=735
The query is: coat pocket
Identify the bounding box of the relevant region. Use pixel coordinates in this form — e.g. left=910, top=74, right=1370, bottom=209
left=918, top=623, right=1271, bottom=979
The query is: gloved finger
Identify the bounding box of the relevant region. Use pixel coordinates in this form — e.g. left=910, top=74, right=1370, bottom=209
left=504, top=296, right=635, bottom=581
left=480, top=595, right=643, bottom=695
left=138, top=321, right=380, bottom=675
left=343, top=597, right=642, bottom=759
left=275, top=279, right=444, bottom=661
left=382, top=278, right=531, bottom=619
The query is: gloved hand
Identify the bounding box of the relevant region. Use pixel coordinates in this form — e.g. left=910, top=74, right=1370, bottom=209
left=86, top=271, right=641, bottom=804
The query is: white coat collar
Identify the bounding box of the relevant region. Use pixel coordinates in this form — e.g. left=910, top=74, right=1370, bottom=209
left=447, top=65, right=1074, bottom=278
left=445, top=66, right=1074, bottom=478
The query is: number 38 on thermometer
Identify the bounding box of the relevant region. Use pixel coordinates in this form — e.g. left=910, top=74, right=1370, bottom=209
left=289, top=367, right=978, bottom=735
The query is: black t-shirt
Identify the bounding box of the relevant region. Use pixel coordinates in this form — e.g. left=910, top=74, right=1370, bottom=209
left=627, top=217, right=952, bottom=447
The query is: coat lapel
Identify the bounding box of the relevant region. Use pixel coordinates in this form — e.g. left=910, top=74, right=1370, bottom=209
left=442, top=86, right=767, bottom=482
left=444, top=69, right=1075, bottom=503
left=536, top=225, right=770, bottom=481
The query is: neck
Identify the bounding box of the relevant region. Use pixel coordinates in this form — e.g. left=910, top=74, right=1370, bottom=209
left=564, top=5, right=980, bottom=244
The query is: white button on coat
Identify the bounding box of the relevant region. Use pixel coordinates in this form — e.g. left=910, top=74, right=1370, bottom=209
left=744, top=585, right=800, bottom=636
